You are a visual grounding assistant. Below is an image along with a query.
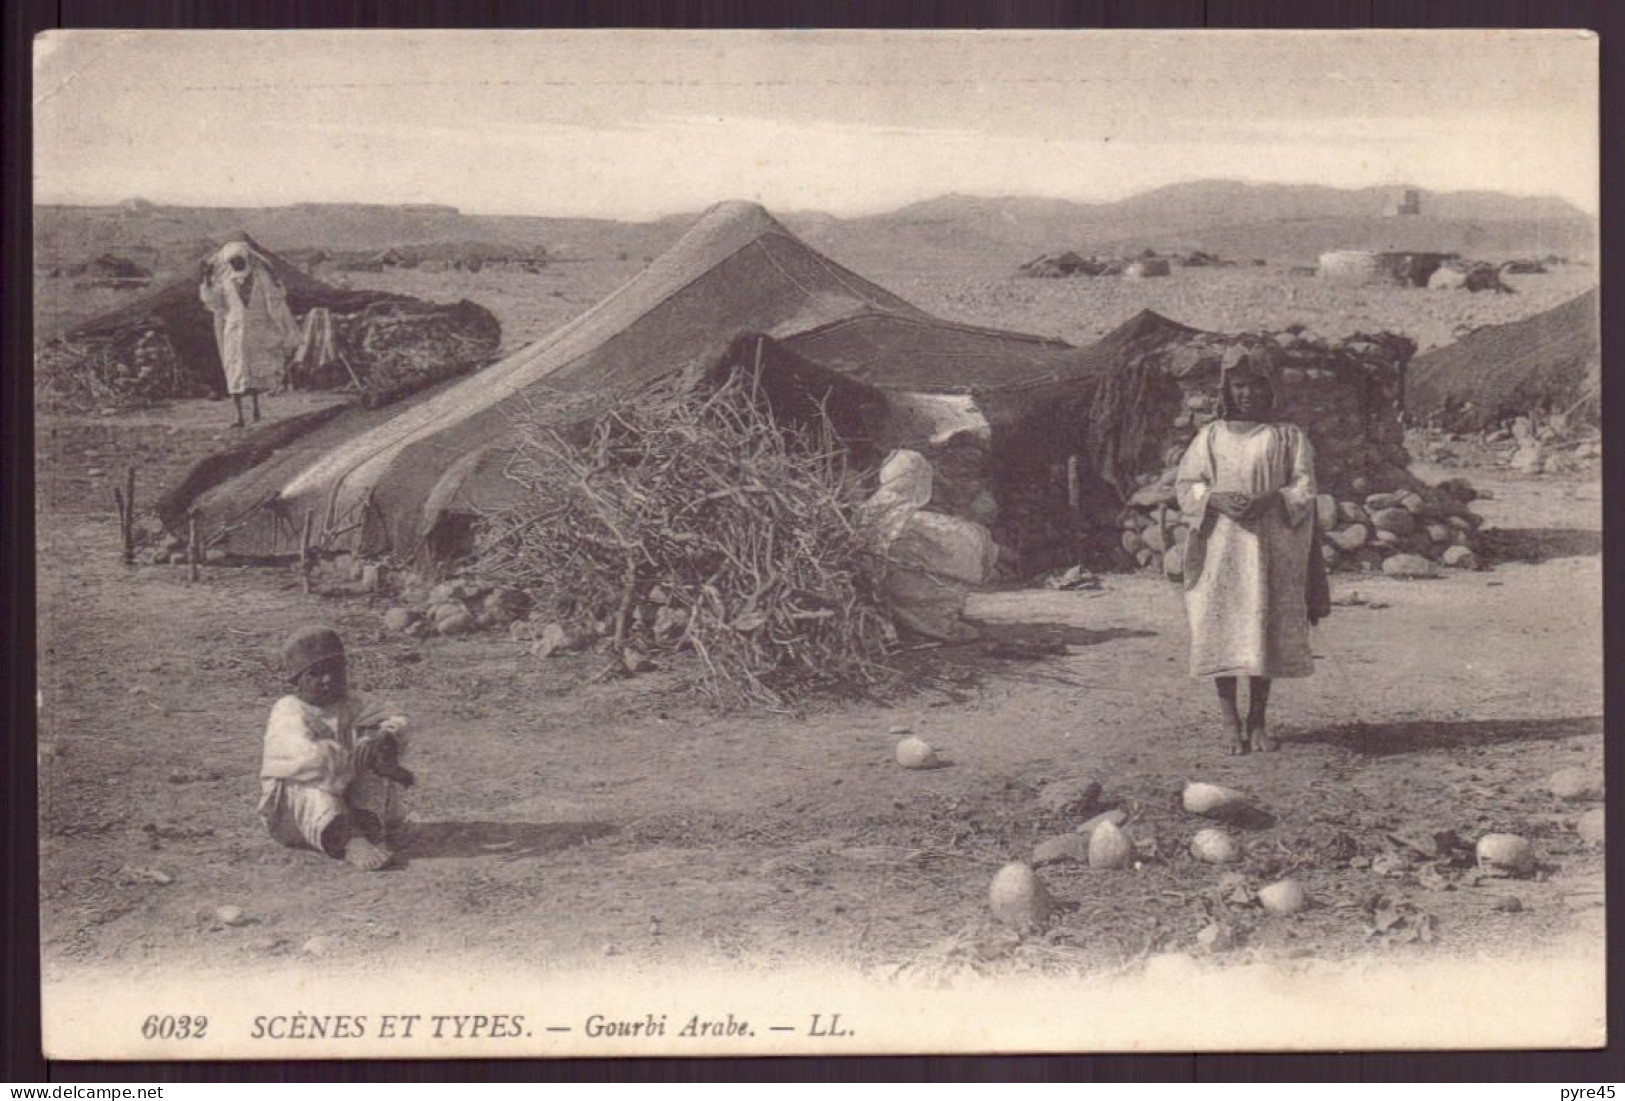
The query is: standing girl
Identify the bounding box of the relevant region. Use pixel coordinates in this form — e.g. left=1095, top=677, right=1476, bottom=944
left=1175, top=348, right=1325, bottom=755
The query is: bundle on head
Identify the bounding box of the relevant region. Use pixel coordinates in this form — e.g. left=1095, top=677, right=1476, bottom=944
left=475, top=369, right=896, bottom=709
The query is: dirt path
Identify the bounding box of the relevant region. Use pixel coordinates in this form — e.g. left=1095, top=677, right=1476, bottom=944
left=36, top=405, right=1603, bottom=982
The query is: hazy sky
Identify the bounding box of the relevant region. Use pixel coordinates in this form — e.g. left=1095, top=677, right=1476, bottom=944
left=34, top=29, right=1598, bottom=219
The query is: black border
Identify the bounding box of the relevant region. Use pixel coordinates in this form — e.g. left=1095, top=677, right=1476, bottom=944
left=4, top=0, right=1620, bottom=1084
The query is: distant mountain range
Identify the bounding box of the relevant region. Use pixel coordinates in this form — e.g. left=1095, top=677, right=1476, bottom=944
left=34, top=180, right=1596, bottom=279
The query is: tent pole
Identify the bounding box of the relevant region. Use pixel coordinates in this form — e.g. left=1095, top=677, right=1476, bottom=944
left=300, top=510, right=315, bottom=593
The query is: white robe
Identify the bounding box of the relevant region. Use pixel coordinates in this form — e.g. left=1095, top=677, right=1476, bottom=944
left=259, top=692, right=409, bottom=850
left=199, top=251, right=299, bottom=395
left=1175, top=420, right=1317, bottom=679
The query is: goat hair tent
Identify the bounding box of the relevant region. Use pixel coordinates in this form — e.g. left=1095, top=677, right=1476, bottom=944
left=1406, top=289, right=1600, bottom=429
left=168, top=201, right=1104, bottom=563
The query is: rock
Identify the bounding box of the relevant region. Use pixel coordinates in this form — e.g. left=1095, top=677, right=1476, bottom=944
left=1320, top=543, right=1340, bottom=568
left=215, top=905, right=250, bottom=927
left=1162, top=543, right=1185, bottom=582
left=1476, top=833, right=1535, bottom=876
left=1128, top=483, right=1178, bottom=509
left=1510, top=443, right=1546, bottom=473
left=301, top=935, right=334, bottom=957
left=1120, top=530, right=1143, bottom=555
left=1425, top=523, right=1452, bottom=544
left=1032, top=834, right=1089, bottom=867
left=621, top=647, right=655, bottom=674
left=1087, top=820, right=1135, bottom=869
left=1327, top=524, right=1369, bottom=551
left=429, top=601, right=465, bottom=623
left=1440, top=546, right=1478, bottom=570
left=1374, top=529, right=1400, bottom=547
left=1140, top=524, right=1168, bottom=553
left=435, top=610, right=474, bottom=636
left=360, top=564, right=381, bottom=592
left=1576, top=808, right=1605, bottom=846
left=1038, top=778, right=1103, bottom=819
left=1382, top=554, right=1436, bottom=578
left=533, top=622, right=575, bottom=658
left=1365, top=493, right=1402, bottom=512
left=1258, top=878, right=1307, bottom=915
left=894, top=736, right=938, bottom=770
left=482, top=587, right=530, bottom=626
left=428, top=581, right=464, bottom=606
left=1370, top=507, right=1416, bottom=537
left=1315, top=494, right=1338, bottom=531
left=1398, top=491, right=1426, bottom=514
left=1547, top=767, right=1603, bottom=802
left=1337, top=501, right=1369, bottom=525
left=1075, top=808, right=1128, bottom=836
left=1190, top=828, right=1241, bottom=864
left=1195, top=923, right=1237, bottom=953
left=988, top=863, right=1052, bottom=931
left=1136, top=548, right=1158, bottom=569
left=1182, top=781, right=1247, bottom=817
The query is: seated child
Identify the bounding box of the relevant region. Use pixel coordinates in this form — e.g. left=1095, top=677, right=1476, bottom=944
left=259, top=626, right=415, bottom=871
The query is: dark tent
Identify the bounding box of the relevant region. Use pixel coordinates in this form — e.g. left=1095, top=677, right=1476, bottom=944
left=1408, top=289, right=1600, bottom=429
left=164, top=202, right=1100, bottom=566
left=63, top=234, right=498, bottom=398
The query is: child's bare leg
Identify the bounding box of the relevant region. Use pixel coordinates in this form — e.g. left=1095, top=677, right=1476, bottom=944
left=1215, top=676, right=1247, bottom=755
left=318, top=813, right=391, bottom=871
left=1247, top=676, right=1277, bottom=751
left=231, top=395, right=246, bottom=428
left=250, top=391, right=262, bottom=423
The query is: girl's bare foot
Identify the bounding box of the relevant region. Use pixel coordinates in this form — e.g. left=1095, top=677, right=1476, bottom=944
left=1227, top=726, right=1249, bottom=756
left=344, top=836, right=393, bottom=871
left=1248, top=725, right=1279, bottom=753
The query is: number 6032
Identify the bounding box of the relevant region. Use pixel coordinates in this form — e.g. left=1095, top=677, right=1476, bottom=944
left=141, top=1014, right=207, bottom=1040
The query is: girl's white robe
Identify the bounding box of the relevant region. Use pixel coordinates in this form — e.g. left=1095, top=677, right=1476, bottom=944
left=1175, top=420, right=1318, bottom=679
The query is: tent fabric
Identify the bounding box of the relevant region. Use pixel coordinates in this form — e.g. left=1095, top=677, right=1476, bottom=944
left=1407, top=289, right=1599, bottom=427
left=177, top=201, right=1102, bottom=562
left=67, top=233, right=472, bottom=397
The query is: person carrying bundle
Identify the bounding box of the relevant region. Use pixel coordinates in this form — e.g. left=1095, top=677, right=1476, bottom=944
left=199, top=240, right=300, bottom=427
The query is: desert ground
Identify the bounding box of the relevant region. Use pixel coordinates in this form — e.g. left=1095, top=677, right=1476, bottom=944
left=35, top=247, right=1603, bottom=991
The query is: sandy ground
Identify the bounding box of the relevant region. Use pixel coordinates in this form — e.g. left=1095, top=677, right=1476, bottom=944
left=35, top=392, right=1603, bottom=985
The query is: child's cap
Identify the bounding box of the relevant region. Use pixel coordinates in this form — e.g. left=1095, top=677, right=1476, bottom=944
left=282, top=626, right=345, bottom=681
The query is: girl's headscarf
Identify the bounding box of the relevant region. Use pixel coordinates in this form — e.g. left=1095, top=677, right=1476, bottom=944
left=1218, top=344, right=1282, bottom=421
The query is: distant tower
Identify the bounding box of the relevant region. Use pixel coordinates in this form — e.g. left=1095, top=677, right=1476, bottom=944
left=1386, top=186, right=1422, bottom=217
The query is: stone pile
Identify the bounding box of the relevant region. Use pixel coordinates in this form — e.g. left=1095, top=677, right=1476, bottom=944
left=1116, top=477, right=1484, bottom=580
left=1094, top=326, right=1489, bottom=577
left=380, top=576, right=533, bottom=639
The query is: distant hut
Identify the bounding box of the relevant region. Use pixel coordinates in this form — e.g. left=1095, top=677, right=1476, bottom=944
left=1385, top=186, right=1422, bottom=216
left=1317, top=250, right=1381, bottom=283
left=74, top=253, right=154, bottom=287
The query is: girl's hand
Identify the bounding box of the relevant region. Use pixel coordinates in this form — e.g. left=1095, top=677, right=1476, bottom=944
left=1242, top=490, right=1279, bottom=520
left=1211, top=491, right=1252, bottom=519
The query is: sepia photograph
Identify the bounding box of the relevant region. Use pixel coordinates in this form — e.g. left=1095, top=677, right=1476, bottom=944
left=31, top=28, right=1602, bottom=1059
